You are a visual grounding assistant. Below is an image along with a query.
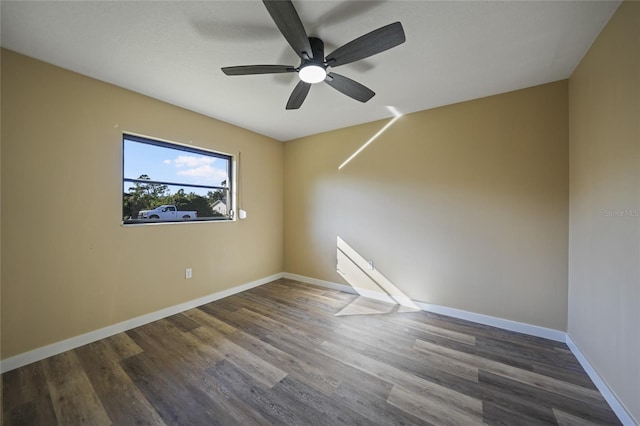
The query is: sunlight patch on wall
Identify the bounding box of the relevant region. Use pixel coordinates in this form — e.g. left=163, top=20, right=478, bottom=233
left=338, top=107, right=402, bottom=170
left=336, top=236, right=420, bottom=316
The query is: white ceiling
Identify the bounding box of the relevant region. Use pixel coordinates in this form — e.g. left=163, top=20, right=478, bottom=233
left=1, top=1, right=620, bottom=141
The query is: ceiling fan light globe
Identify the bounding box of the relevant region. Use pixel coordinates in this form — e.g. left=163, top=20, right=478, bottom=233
left=299, top=65, right=327, bottom=84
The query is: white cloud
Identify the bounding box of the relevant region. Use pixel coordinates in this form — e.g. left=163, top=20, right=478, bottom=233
left=165, top=155, right=227, bottom=186
left=177, top=165, right=215, bottom=177
left=173, top=155, right=215, bottom=168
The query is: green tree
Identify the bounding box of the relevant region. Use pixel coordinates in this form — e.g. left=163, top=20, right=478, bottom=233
left=170, top=191, right=215, bottom=218
left=123, top=176, right=220, bottom=220
left=206, top=190, right=225, bottom=204
left=123, top=174, right=169, bottom=220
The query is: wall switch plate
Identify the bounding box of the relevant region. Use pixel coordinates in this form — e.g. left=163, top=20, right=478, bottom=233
left=185, top=268, right=192, bottom=279
left=239, top=210, right=247, bottom=219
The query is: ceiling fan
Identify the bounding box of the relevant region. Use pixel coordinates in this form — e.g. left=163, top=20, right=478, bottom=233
left=221, top=0, right=406, bottom=110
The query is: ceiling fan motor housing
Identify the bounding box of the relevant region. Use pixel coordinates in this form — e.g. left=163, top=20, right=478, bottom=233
left=297, top=37, right=327, bottom=83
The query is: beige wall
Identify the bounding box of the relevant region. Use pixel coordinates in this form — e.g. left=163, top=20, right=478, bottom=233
left=0, top=50, right=283, bottom=359
left=568, top=1, right=640, bottom=422
left=284, top=81, right=569, bottom=331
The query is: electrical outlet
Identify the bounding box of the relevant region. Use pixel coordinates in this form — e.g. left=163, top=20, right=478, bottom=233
left=185, top=268, right=192, bottom=279
left=368, top=260, right=374, bottom=270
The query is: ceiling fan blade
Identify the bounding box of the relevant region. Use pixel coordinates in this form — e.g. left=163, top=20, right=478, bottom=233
left=325, top=73, right=375, bottom=103
left=222, top=65, right=296, bottom=75
left=263, top=0, right=312, bottom=59
left=286, top=80, right=311, bottom=110
left=325, top=22, right=405, bottom=67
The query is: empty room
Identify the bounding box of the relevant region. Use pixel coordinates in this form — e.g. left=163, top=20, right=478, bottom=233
left=1, top=0, right=638, bottom=425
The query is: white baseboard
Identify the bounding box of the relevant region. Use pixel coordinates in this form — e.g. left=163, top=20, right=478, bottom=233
left=413, top=301, right=566, bottom=342
left=285, top=272, right=565, bottom=342
left=284, top=272, right=395, bottom=303
left=565, top=335, right=637, bottom=426
left=0, top=273, right=284, bottom=374
left=283, top=272, right=357, bottom=294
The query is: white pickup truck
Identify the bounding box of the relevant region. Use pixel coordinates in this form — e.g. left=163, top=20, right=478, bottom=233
left=138, top=205, right=197, bottom=220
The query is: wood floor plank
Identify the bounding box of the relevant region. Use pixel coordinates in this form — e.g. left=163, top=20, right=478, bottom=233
left=270, top=281, right=354, bottom=309
left=2, top=278, right=622, bottom=426
left=2, top=363, right=57, bottom=425
left=335, top=296, right=396, bottom=316
left=250, top=284, right=342, bottom=315
left=206, top=360, right=334, bottom=426
left=402, top=324, right=538, bottom=372
left=331, top=379, right=429, bottom=426
left=478, top=369, right=620, bottom=425
left=232, top=290, right=339, bottom=332
left=211, top=305, right=334, bottom=360
left=317, top=339, right=483, bottom=418
left=554, top=408, right=606, bottom=426
left=332, top=322, right=479, bottom=382
left=401, top=310, right=566, bottom=353
left=388, top=316, right=477, bottom=345
left=532, top=361, right=597, bottom=390
left=323, top=321, right=483, bottom=397
left=189, top=310, right=341, bottom=396
left=331, top=317, right=422, bottom=356
left=236, top=307, right=326, bottom=348
left=270, top=375, right=372, bottom=425
left=190, top=323, right=288, bottom=389
left=42, top=351, right=111, bottom=426
left=475, top=334, right=584, bottom=374
left=387, top=384, right=484, bottom=426
left=414, top=338, right=609, bottom=409
left=127, top=319, right=224, bottom=375
left=320, top=288, right=357, bottom=302
left=192, top=363, right=273, bottom=426
left=210, top=307, right=339, bottom=378
left=477, top=370, right=567, bottom=424
left=120, top=352, right=230, bottom=425
left=482, top=400, right=555, bottom=426
left=230, top=291, right=340, bottom=335
left=184, top=307, right=237, bottom=335
left=75, top=340, right=166, bottom=425
left=103, top=332, right=143, bottom=360
left=164, top=311, right=202, bottom=332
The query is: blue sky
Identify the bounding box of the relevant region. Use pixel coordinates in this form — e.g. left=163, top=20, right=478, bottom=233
left=124, top=139, right=229, bottom=194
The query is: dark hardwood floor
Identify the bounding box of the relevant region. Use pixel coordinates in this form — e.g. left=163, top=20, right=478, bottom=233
left=2, top=279, right=620, bottom=425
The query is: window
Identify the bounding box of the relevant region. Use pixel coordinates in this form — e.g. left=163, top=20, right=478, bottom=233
left=122, top=134, right=233, bottom=224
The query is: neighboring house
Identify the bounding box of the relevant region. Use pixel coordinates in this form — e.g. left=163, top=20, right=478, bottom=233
left=211, top=200, right=227, bottom=215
